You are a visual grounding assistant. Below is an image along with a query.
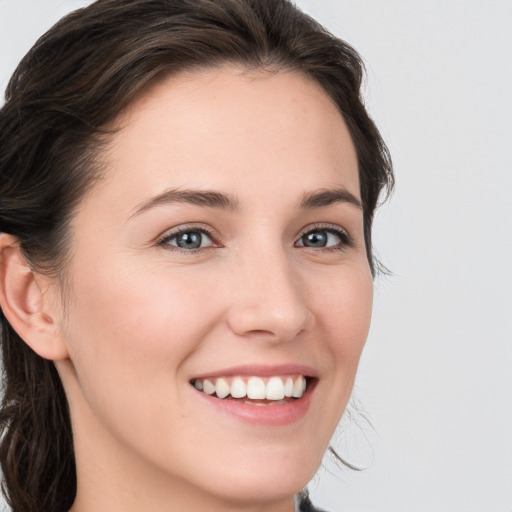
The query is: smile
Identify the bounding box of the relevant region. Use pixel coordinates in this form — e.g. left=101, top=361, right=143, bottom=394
left=191, top=375, right=308, bottom=403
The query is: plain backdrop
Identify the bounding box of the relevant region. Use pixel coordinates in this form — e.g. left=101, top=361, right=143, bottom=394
left=1, top=1, right=511, bottom=511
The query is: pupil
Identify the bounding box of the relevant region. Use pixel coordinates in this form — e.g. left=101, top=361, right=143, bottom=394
left=304, top=231, right=327, bottom=247
left=177, top=232, right=201, bottom=249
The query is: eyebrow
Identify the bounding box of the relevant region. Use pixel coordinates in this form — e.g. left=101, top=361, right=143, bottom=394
left=299, top=188, right=363, bottom=210
left=129, top=186, right=362, bottom=219
left=129, top=188, right=240, bottom=218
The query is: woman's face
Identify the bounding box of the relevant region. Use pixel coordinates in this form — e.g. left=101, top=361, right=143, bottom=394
left=56, top=66, right=373, bottom=508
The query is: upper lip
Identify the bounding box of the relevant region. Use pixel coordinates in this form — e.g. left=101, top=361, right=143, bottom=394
left=190, top=364, right=318, bottom=380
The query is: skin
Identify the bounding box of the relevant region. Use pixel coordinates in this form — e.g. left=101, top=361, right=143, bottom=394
left=1, top=66, right=373, bottom=511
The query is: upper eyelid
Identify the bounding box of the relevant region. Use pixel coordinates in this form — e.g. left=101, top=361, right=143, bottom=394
left=295, top=223, right=354, bottom=249
left=296, top=223, right=350, bottom=238
left=157, top=224, right=220, bottom=246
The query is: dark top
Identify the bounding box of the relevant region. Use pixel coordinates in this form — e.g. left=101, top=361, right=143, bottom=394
left=297, top=490, right=327, bottom=512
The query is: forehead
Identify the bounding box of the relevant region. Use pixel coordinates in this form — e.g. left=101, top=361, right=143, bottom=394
left=90, top=66, right=360, bottom=214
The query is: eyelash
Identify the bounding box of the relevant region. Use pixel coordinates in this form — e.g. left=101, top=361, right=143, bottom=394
left=157, top=225, right=219, bottom=253
left=157, top=223, right=353, bottom=253
left=296, top=223, right=353, bottom=252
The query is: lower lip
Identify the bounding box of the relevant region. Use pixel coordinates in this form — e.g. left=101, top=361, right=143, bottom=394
left=193, top=380, right=316, bottom=426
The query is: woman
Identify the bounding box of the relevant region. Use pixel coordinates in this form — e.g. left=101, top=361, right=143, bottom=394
left=0, top=0, right=393, bottom=511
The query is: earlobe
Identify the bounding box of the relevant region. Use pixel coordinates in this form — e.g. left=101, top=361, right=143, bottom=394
left=0, top=233, right=69, bottom=361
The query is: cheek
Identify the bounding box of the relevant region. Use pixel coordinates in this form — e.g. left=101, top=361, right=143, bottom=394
left=68, top=254, right=212, bottom=345
left=59, top=256, right=230, bottom=473
left=293, top=263, right=373, bottom=458
left=61, top=255, right=221, bottom=410
left=308, top=262, right=373, bottom=436
left=314, top=264, right=373, bottom=359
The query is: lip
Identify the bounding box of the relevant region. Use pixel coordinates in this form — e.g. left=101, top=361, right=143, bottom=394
left=190, top=364, right=318, bottom=380
left=190, top=364, right=318, bottom=426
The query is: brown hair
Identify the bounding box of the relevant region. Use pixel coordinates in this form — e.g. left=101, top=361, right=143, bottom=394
left=0, top=0, right=393, bottom=510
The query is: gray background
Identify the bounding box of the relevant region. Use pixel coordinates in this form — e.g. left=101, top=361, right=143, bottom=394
left=1, top=1, right=511, bottom=511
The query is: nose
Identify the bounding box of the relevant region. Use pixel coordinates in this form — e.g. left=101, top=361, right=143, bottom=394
left=225, top=247, right=314, bottom=342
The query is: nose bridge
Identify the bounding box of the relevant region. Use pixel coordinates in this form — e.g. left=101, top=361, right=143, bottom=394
left=226, top=240, right=313, bottom=340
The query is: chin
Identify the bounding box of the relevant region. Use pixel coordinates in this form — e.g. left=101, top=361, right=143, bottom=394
left=182, top=442, right=321, bottom=505
left=206, top=467, right=313, bottom=506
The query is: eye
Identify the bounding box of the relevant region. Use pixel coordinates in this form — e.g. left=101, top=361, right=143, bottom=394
left=159, top=228, right=215, bottom=250
left=295, top=225, right=351, bottom=250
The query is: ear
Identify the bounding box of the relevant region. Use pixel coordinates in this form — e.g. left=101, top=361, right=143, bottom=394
left=0, top=233, right=69, bottom=361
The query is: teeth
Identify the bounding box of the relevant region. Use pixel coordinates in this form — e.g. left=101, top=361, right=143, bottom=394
left=215, top=378, right=230, bottom=399
left=247, top=377, right=266, bottom=399
left=193, top=375, right=308, bottom=401
left=203, top=379, right=215, bottom=395
left=266, top=376, right=285, bottom=400
left=230, top=377, right=247, bottom=398
left=292, top=375, right=305, bottom=398
left=284, top=377, right=293, bottom=397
